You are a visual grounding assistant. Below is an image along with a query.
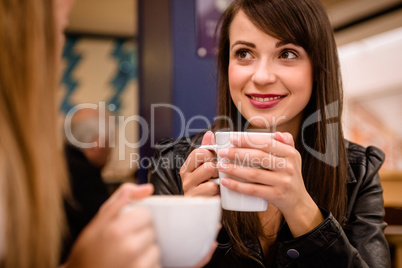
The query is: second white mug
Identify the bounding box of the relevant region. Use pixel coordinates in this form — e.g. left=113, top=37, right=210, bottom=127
left=124, top=196, right=221, bottom=267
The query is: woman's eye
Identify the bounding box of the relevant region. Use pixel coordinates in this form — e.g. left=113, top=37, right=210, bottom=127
left=280, top=50, right=297, bottom=59
left=236, top=49, right=252, bottom=60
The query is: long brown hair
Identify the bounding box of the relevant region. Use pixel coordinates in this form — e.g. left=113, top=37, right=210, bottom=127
left=214, top=0, right=347, bottom=257
left=0, top=0, right=68, bottom=267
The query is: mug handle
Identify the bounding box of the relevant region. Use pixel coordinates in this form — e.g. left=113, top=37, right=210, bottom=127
left=199, top=145, right=220, bottom=185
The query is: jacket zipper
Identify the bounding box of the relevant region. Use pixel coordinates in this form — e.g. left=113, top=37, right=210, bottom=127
left=249, top=255, right=265, bottom=268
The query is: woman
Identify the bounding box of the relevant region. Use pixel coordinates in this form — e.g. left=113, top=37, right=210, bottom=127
left=149, top=0, right=391, bottom=267
left=0, top=0, right=160, bottom=267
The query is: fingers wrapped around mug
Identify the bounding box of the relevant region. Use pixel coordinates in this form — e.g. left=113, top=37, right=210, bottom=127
left=229, top=131, right=296, bottom=157
left=217, top=147, right=286, bottom=171
left=64, top=183, right=161, bottom=268
left=180, top=131, right=219, bottom=196
left=216, top=132, right=307, bottom=214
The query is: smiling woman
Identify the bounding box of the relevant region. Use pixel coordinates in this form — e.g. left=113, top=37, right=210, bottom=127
left=150, top=0, right=391, bottom=267
left=228, top=10, right=313, bottom=136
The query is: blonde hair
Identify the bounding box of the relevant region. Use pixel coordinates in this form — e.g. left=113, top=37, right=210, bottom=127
left=0, top=0, right=68, bottom=267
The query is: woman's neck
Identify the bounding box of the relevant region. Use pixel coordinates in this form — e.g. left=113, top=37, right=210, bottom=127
left=246, top=113, right=302, bottom=142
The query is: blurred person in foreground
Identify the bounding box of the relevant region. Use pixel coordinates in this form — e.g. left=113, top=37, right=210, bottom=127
left=0, top=0, right=161, bottom=267
left=61, top=108, right=112, bottom=262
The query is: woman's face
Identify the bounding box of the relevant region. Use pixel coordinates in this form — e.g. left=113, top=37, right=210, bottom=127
left=228, top=10, right=313, bottom=136
left=54, top=0, right=75, bottom=44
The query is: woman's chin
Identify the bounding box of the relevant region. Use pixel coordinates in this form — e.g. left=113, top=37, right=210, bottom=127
left=245, top=121, right=276, bottom=131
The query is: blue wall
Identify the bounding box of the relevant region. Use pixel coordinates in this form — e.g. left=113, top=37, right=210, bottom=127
left=172, top=0, right=218, bottom=138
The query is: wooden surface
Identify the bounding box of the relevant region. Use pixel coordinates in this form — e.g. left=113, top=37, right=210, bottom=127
left=381, top=171, right=402, bottom=207
left=66, top=0, right=136, bottom=37
left=382, top=171, right=402, bottom=268
left=386, top=225, right=402, bottom=268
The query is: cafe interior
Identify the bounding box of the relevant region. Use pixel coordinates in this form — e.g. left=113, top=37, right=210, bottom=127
left=61, top=0, right=402, bottom=266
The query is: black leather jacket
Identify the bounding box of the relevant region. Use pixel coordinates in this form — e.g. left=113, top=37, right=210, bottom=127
left=149, top=136, right=391, bottom=268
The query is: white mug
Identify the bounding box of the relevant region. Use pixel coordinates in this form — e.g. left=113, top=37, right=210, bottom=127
left=200, top=131, right=273, bottom=212
left=124, top=196, right=221, bottom=267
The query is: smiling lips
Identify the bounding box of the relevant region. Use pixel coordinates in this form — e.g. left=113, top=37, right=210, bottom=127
left=247, top=94, right=286, bottom=109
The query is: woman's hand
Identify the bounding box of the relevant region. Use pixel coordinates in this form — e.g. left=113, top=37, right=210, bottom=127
left=180, top=131, right=219, bottom=197
left=62, top=183, right=161, bottom=268
left=217, top=132, right=324, bottom=237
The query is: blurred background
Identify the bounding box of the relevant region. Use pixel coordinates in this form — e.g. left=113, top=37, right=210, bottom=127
left=62, top=0, right=402, bottom=180
left=62, top=1, right=402, bottom=264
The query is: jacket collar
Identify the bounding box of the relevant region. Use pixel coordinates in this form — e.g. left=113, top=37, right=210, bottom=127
left=345, top=140, right=357, bottom=184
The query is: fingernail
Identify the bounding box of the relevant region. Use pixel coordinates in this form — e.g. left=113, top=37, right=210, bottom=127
left=138, top=183, right=153, bottom=191
left=274, top=132, right=283, bottom=140
left=218, top=148, right=228, bottom=157
left=221, top=178, right=230, bottom=186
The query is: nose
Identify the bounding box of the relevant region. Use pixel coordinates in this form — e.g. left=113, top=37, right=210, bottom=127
left=251, top=60, right=277, bottom=85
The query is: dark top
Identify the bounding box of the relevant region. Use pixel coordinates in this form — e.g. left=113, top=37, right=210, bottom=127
left=149, top=135, right=391, bottom=268
left=61, top=144, right=110, bottom=262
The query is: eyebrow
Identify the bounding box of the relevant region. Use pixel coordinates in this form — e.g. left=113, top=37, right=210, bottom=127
left=276, top=40, right=290, bottom=48
left=231, top=41, right=255, bottom=50
left=231, top=40, right=295, bottom=50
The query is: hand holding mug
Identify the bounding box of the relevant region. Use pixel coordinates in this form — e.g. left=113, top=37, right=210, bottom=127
left=180, top=131, right=219, bottom=197
left=200, top=131, right=273, bottom=211
left=62, top=183, right=161, bottom=268
left=217, top=132, right=324, bottom=237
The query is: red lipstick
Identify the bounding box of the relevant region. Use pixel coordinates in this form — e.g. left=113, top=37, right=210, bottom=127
left=247, top=94, right=285, bottom=109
